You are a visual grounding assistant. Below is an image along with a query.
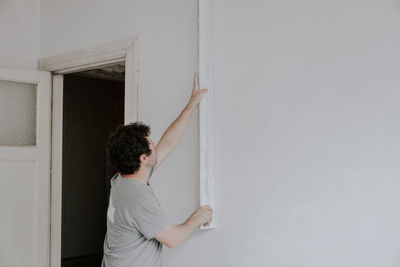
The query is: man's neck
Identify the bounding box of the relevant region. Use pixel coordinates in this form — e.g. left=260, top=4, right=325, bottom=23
left=121, top=167, right=152, bottom=184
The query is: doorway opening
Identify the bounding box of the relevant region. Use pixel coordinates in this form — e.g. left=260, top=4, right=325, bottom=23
left=60, top=64, right=125, bottom=267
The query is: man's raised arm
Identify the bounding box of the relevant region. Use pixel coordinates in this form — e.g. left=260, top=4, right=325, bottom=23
left=154, top=73, right=208, bottom=168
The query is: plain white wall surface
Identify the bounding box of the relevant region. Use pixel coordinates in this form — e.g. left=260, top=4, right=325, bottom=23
left=206, top=0, right=400, bottom=266
left=3, top=0, right=400, bottom=266
left=0, top=0, right=40, bottom=68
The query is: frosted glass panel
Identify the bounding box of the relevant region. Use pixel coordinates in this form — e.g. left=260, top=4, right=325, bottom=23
left=0, top=80, right=37, bottom=145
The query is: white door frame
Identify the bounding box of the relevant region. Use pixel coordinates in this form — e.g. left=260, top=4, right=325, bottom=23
left=39, top=37, right=140, bottom=124
left=39, top=37, right=140, bottom=267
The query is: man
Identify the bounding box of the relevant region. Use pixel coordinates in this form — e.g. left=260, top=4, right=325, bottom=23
left=101, top=73, right=213, bottom=267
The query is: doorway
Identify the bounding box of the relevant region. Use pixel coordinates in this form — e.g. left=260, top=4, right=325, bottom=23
left=60, top=65, right=125, bottom=267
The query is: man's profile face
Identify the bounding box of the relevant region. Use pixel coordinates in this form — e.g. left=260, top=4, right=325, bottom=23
left=145, top=136, right=157, bottom=167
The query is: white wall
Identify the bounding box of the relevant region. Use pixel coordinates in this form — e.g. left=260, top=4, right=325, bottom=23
left=39, top=0, right=400, bottom=266
left=199, top=1, right=400, bottom=266
left=0, top=0, right=40, bottom=69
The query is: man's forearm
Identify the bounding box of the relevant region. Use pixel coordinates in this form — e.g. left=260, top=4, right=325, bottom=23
left=169, top=218, right=198, bottom=248
left=155, top=205, right=212, bottom=248
left=155, top=74, right=207, bottom=167
left=155, top=216, right=198, bottom=248
left=158, top=104, right=195, bottom=150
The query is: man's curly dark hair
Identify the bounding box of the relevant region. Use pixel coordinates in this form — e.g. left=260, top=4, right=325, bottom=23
left=106, top=122, right=152, bottom=175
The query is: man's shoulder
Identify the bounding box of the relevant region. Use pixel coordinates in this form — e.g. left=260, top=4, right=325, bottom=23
left=112, top=177, right=153, bottom=202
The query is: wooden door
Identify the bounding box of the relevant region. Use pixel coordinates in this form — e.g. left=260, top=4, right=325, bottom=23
left=0, top=68, right=52, bottom=267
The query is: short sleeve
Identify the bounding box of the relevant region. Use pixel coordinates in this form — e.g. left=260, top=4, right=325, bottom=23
left=132, top=193, right=169, bottom=240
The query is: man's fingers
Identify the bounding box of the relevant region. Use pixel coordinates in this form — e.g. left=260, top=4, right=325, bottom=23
left=193, top=72, right=199, bottom=89
left=202, top=205, right=212, bottom=210
left=199, top=89, right=208, bottom=98
left=203, top=216, right=213, bottom=227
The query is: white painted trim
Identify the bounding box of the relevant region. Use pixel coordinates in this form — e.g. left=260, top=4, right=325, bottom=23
left=198, top=0, right=216, bottom=229
left=50, top=75, right=63, bottom=267
left=0, top=146, right=37, bottom=160
left=37, top=70, right=53, bottom=267
left=0, top=67, right=43, bottom=83
left=38, top=37, right=136, bottom=74
left=42, top=38, right=140, bottom=267
left=39, top=37, right=140, bottom=123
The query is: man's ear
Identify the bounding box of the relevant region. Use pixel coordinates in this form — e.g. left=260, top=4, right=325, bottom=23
left=140, top=154, right=147, bottom=163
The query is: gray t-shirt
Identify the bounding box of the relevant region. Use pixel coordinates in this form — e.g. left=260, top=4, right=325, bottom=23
left=101, top=168, right=169, bottom=267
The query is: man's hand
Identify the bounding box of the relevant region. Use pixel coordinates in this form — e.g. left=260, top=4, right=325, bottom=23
left=188, top=205, right=213, bottom=227
left=185, top=72, right=208, bottom=111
